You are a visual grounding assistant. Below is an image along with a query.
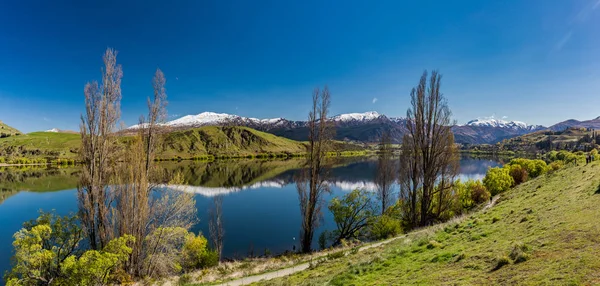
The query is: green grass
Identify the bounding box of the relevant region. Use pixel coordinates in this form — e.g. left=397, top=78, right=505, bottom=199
left=0, top=120, right=21, bottom=138
left=256, top=161, right=600, bottom=285
left=0, top=131, right=81, bottom=159
left=0, top=126, right=368, bottom=163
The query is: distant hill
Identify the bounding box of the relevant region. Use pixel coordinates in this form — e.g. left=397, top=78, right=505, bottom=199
left=548, top=116, right=600, bottom=131
left=498, top=127, right=598, bottom=152
left=0, top=121, right=21, bottom=138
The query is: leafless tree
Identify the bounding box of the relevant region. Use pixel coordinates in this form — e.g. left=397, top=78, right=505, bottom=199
left=78, top=47, right=122, bottom=250
left=209, top=195, right=225, bottom=261
left=296, top=86, right=334, bottom=253
left=399, top=70, right=458, bottom=228
left=79, top=55, right=197, bottom=277
left=375, top=131, right=396, bottom=215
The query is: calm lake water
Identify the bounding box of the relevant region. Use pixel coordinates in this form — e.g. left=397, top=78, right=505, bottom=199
left=0, top=156, right=502, bottom=276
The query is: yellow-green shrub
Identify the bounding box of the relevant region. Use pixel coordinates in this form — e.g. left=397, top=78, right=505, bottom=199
left=483, top=167, right=514, bottom=196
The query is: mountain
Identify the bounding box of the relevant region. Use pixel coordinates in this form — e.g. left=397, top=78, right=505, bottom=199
left=451, top=118, right=546, bottom=145
left=141, top=112, right=545, bottom=145
left=462, top=118, right=544, bottom=131
left=0, top=120, right=21, bottom=138
left=548, top=116, right=600, bottom=131
left=130, top=112, right=296, bottom=130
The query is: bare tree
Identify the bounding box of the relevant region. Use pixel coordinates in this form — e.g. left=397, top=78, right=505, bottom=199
left=78, top=47, right=122, bottom=250
left=375, top=131, right=396, bottom=215
left=209, top=195, right=225, bottom=261
left=297, top=86, right=334, bottom=253
left=79, top=57, right=197, bottom=277
left=399, top=70, right=458, bottom=228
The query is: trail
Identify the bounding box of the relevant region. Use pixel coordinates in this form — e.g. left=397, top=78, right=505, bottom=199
left=215, top=196, right=500, bottom=286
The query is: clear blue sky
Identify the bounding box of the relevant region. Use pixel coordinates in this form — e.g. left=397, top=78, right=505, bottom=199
left=1, top=0, right=599, bottom=133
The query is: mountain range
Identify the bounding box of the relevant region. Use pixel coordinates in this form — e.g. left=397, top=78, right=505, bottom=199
left=129, top=112, right=553, bottom=145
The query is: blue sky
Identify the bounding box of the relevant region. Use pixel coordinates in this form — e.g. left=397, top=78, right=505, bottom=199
left=1, top=0, right=599, bottom=133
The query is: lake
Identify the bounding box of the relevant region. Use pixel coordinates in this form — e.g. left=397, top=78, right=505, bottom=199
left=0, top=155, right=502, bottom=276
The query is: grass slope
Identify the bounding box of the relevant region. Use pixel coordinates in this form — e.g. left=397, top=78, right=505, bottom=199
left=0, top=126, right=366, bottom=162
left=0, top=132, right=81, bottom=159
left=0, top=121, right=22, bottom=138
left=159, top=126, right=307, bottom=159
left=257, top=162, right=600, bottom=285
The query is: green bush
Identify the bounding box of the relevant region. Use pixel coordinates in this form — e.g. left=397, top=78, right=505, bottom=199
left=455, top=179, right=489, bottom=210
left=483, top=167, right=514, bottom=196
left=5, top=212, right=135, bottom=286
left=368, top=215, right=402, bottom=240
left=181, top=232, right=217, bottom=270
left=508, top=158, right=547, bottom=178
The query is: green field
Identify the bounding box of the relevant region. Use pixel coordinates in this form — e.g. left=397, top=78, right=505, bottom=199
left=255, top=161, right=600, bottom=285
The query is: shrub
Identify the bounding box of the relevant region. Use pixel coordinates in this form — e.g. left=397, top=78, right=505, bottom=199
left=548, top=160, right=564, bottom=171
left=182, top=232, right=217, bottom=270
left=454, top=179, right=490, bottom=212
left=368, top=215, right=402, bottom=240
left=483, top=167, right=514, bottom=196
left=508, top=158, right=547, bottom=178
left=469, top=181, right=490, bottom=204
left=507, top=164, right=528, bottom=186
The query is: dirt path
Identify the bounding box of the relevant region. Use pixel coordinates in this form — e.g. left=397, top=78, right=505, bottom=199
left=214, top=195, right=500, bottom=286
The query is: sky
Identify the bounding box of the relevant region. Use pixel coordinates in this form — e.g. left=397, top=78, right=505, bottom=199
left=1, top=0, right=599, bottom=133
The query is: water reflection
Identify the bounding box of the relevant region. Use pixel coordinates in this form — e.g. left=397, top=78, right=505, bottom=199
left=0, top=156, right=502, bottom=273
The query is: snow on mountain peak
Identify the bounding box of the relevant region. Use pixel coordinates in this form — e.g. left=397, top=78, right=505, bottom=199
left=45, top=128, right=60, bottom=132
left=465, top=117, right=539, bottom=130
left=168, top=112, right=238, bottom=126
left=332, top=111, right=381, bottom=122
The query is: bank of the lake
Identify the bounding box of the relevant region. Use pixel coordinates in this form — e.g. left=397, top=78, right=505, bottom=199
left=251, top=160, right=600, bottom=285
left=0, top=156, right=503, bottom=278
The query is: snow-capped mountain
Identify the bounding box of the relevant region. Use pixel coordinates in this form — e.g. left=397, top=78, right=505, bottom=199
left=332, top=111, right=382, bottom=122
left=452, top=117, right=546, bottom=145
left=464, top=118, right=544, bottom=131
left=130, top=112, right=290, bottom=129
left=45, top=128, right=60, bottom=133
left=128, top=111, right=547, bottom=145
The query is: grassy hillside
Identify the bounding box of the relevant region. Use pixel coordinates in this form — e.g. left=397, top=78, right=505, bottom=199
left=159, top=126, right=307, bottom=159
left=257, top=161, right=600, bottom=285
left=0, top=131, right=81, bottom=160
left=0, top=121, right=22, bottom=138
left=499, top=127, right=597, bottom=152
left=0, top=126, right=365, bottom=163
